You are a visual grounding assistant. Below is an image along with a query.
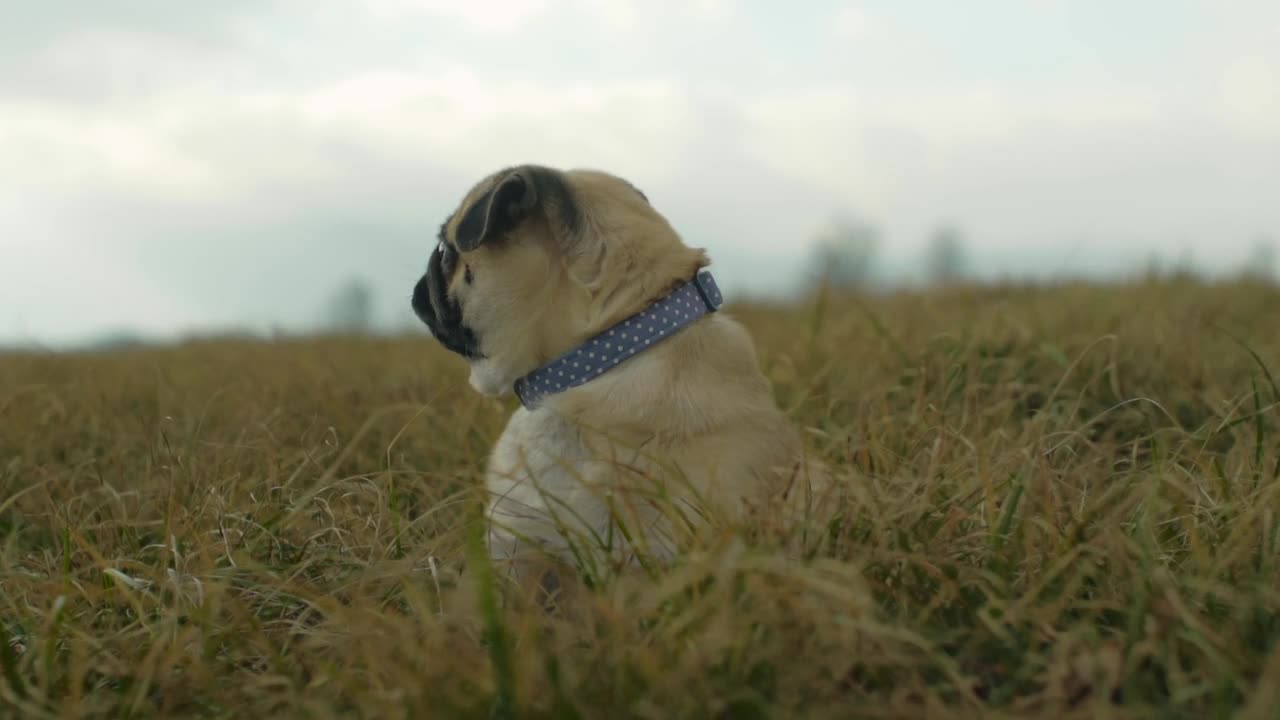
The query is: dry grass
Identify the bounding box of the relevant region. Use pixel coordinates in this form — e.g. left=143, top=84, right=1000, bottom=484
left=2, top=276, right=1279, bottom=719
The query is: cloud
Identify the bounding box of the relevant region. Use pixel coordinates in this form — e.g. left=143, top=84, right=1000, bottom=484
left=1216, top=35, right=1280, bottom=140
left=2, top=1, right=1279, bottom=344
left=0, top=23, right=731, bottom=341
left=362, top=0, right=554, bottom=34
left=0, top=232, right=212, bottom=345
left=739, top=80, right=1280, bottom=258
left=833, top=5, right=869, bottom=40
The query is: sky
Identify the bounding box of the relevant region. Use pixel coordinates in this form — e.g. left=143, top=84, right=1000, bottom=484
left=2, top=1, right=1278, bottom=347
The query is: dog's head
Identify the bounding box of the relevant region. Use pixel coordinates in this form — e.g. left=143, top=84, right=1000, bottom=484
left=412, top=164, right=709, bottom=396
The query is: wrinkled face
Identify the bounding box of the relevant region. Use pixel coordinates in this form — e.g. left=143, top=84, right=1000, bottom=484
left=412, top=164, right=707, bottom=397
left=412, top=239, right=481, bottom=359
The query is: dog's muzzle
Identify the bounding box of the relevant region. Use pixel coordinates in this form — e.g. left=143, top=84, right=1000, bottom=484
left=412, top=243, right=482, bottom=359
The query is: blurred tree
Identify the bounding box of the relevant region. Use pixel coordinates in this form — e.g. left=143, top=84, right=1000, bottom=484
left=1142, top=251, right=1165, bottom=280
left=809, top=212, right=880, bottom=290
left=1244, top=235, right=1277, bottom=282
left=327, top=276, right=374, bottom=333
left=925, top=224, right=969, bottom=284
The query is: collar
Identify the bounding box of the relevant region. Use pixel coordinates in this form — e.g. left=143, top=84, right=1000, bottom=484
left=513, top=270, right=724, bottom=409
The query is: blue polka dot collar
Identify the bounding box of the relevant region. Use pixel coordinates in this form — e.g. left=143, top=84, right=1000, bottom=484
left=513, top=270, right=725, bottom=409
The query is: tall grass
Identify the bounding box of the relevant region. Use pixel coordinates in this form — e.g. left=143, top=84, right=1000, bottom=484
left=2, top=276, right=1278, bottom=718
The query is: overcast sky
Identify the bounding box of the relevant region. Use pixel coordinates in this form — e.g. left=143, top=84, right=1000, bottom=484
left=3, top=1, right=1278, bottom=346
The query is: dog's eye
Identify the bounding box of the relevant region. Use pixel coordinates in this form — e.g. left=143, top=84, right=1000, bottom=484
left=464, top=265, right=473, bottom=285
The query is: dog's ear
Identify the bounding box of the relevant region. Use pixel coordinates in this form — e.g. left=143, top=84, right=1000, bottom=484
left=455, top=170, right=539, bottom=251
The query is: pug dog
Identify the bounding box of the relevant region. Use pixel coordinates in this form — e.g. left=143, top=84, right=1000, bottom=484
left=412, top=164, right=826, bottom=598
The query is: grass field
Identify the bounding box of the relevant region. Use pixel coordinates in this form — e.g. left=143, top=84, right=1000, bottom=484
left=2, top=276, right=1279, bottom=719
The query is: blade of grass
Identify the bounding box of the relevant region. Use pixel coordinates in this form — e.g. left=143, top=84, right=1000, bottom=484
left=464, top=514, right=516, bottom=720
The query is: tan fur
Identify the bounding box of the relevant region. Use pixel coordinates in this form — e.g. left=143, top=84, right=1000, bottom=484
left=429, top=164, right=828, bottom=599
